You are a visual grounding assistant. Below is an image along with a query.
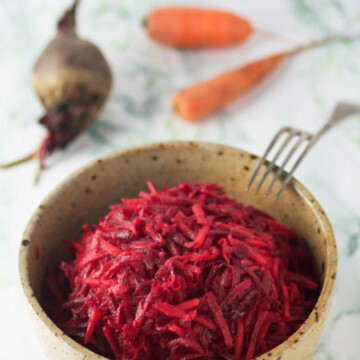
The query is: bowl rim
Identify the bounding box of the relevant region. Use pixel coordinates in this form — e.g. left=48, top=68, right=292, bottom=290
left=19, top=141, right=338, bottom=359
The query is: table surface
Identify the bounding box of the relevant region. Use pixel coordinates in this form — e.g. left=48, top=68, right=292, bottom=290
left=1, top=0, right=360, bottom=359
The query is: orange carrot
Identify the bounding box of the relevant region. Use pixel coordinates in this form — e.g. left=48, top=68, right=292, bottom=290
left=172, top=35, right=354, bottom=121
left=173, top=52, right=288, bottom=121
left=145, top=7, right=252, bottom=48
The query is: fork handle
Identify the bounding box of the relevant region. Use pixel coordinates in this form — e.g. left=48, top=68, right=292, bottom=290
left=273, top=101, right=360, bottom=200
left=316, top=102, right=360, bottom=138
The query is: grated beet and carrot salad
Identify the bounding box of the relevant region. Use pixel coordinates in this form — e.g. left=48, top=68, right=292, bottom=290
left=44, top=182, right=319, bottom=360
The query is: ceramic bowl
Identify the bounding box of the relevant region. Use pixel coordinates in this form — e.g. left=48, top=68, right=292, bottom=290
left=19, top=141, right=337, bottom=360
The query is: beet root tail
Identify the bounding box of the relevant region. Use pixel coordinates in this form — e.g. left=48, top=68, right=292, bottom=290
left=34, top=133, right=52, bottom=184
left=1, top=132, right=52, bottom=185
left=0, top=151, right=39, bottom=169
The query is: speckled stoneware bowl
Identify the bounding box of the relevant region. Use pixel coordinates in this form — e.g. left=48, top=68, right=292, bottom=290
left=19, top=141, right=337, bottom=360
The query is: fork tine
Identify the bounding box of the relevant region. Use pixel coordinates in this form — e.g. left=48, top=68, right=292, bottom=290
left=246, top=127, right=291, bottom=192
left=265, top=132, right=312, bottom=198
left=273, top=137, right=316, bottom=200
left=254, top=130, right=299, bottom=195
left=251, top=101, right=360, bottom=201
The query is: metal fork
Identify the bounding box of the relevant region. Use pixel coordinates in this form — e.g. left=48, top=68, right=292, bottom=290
left=246, top=102, right=360, bottom=200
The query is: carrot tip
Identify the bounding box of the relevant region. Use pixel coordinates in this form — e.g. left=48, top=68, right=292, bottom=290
left=172, top=102, right=180, bottom=114
left=254, top=28, right=296, bottom=45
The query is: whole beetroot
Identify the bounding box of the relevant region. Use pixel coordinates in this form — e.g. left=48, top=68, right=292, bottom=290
left=2, top=0, right=112, bottom=181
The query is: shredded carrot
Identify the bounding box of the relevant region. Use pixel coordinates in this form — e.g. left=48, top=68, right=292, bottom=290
left=281, top=279, right=291, bottom=319
left=153, top=302, right=192, bottom=319
left=84, top=306, right=101, bottom=344
left=234, top=319, right=245, bottom=360
left=245, top=311, right=269, bottom=360
left=194, top=315, right=217, bottom=331
left=207, top=291, right=234, bottom=348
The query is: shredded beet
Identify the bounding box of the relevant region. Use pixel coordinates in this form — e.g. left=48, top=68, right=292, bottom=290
left=44, top=182, right=319, bottom=360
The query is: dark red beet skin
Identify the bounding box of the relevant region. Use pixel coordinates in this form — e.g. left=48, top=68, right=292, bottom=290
left=43, top=182, right=319, bottom=360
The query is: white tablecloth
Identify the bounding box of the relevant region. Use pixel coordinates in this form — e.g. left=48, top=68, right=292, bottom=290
left=1, top=0, right=360, bottom=358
